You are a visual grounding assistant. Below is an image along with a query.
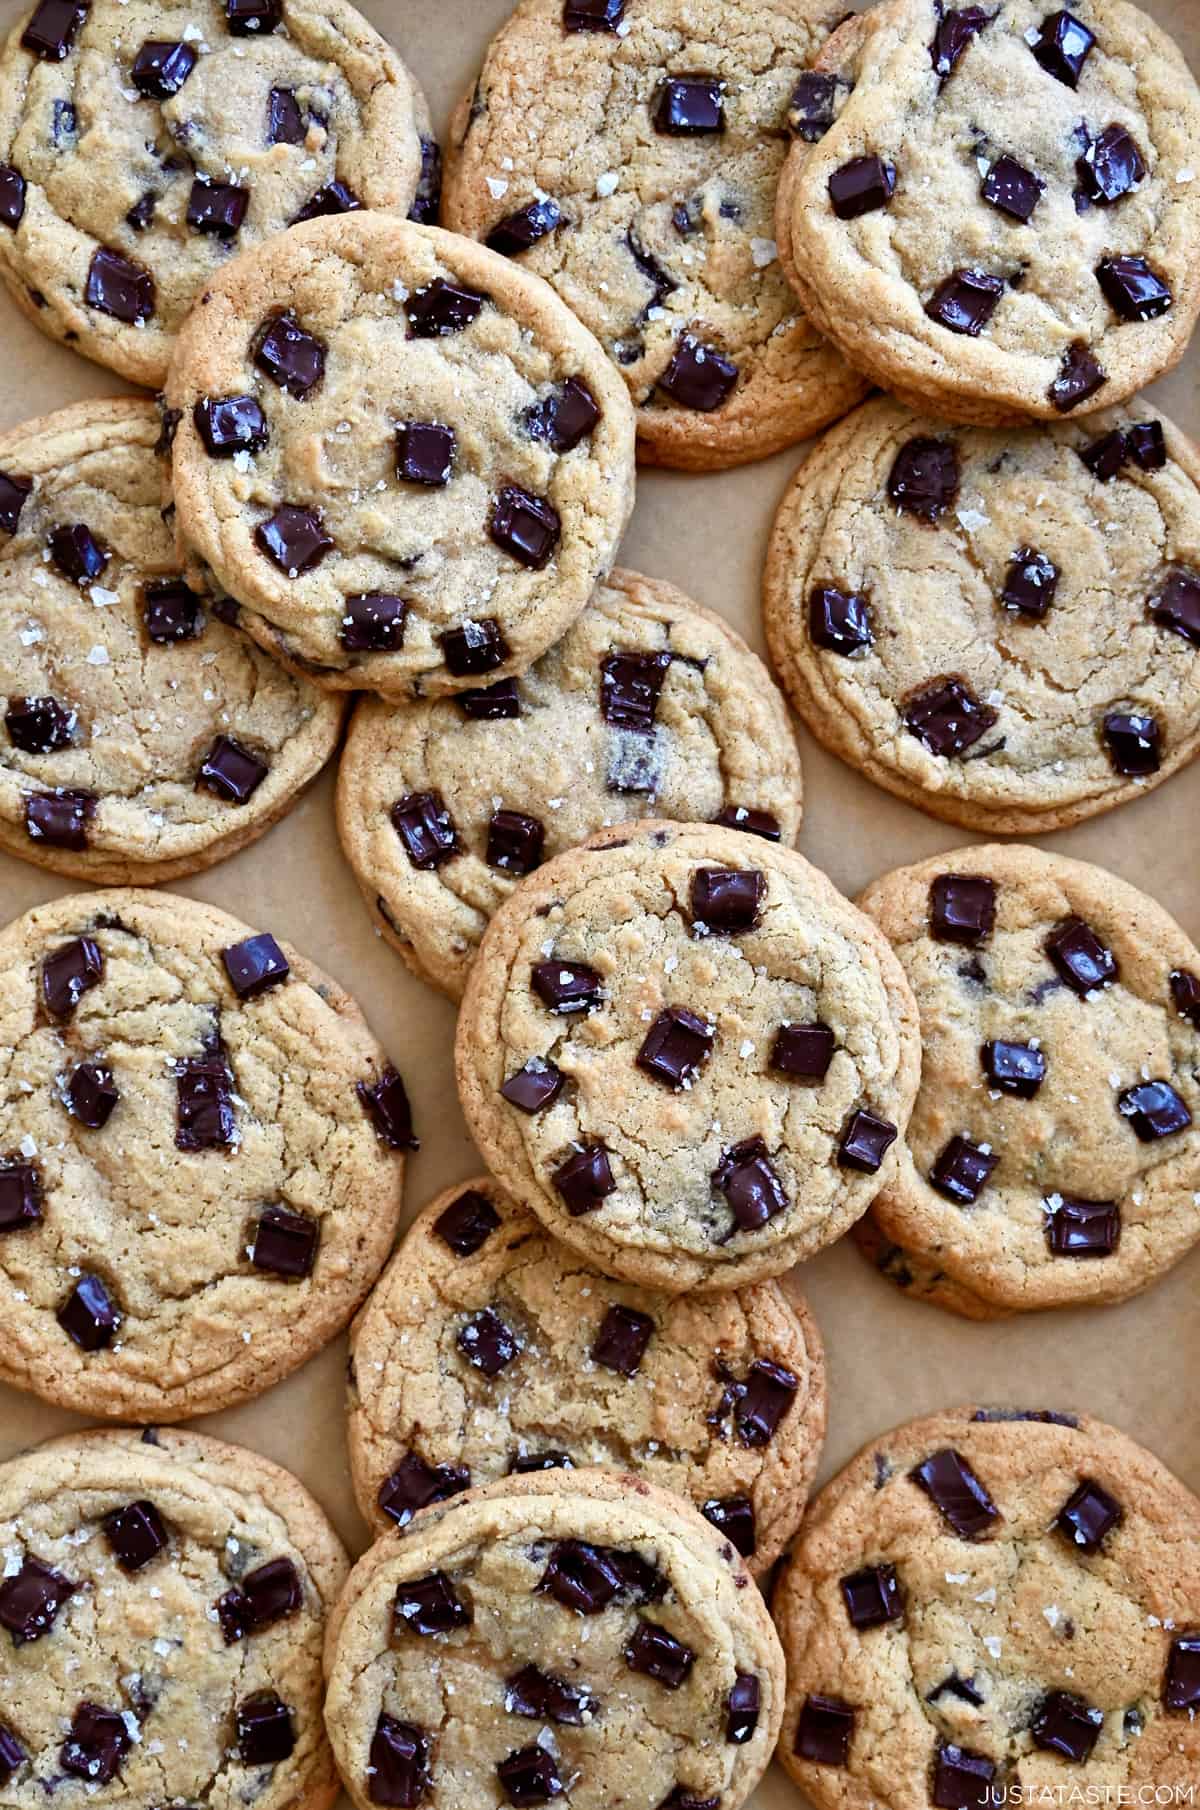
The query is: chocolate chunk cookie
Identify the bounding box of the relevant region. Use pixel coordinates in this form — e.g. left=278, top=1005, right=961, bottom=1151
left=0, top=1425, right=348, bottom=1810
left=774, top=1407, right=1200, bottom=1806
left=776, top=0, right=1200, bottom=424
left=323, top=1469, right=785, bottom=1810
left=167, top=214, right=637, bottom=700
left=0, top=0, right=433, bottom=387
left=0, top=887, right=411, bottom=1419
left=854, top=845, right=1200, bottom=1317
left=0, top=396, right=342, bottom=883
left=347, top=1174, right=826, bottom=1580
left=455, top=819, right=920, bottom=1293
left=764, top=395, right=1200, bottom=833
left=442, top=0, right=869, bottom=469
left=337, top=567, right=803, bottom=999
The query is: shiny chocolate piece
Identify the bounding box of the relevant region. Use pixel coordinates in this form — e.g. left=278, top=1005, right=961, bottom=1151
left=377, top=1454, right=469, bottom=1528
left=255, top=313, right=326, bottom=398
left=433, top=1189, right=499, bottom=1255
left=910, top=1448, right=999, bottom=1538
left=656, top=333, right=738, bottom=412
left=829, top=155, right=896, bottom=219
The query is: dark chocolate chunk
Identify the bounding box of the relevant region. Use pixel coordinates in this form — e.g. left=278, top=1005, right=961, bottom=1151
left=1170, top=968, right=1200, bottom=1028
left=175, top=1049, right=237, bottom=1151
left=58, top=1273, right=120, bottom=1350
left=655, top=76, right=724, bottom=135
left=394, top=1570, right=471, bottom=1638
left=600, top=649, right=672, bottom=734
left=591, top=1304, right=653, bottom=1376
left=440, top=618, right=510, bottom=677
left=193, top=394, right=268, bottom=457
left=0, top=164, right=26, bottom=228
left=251, top=1205, right=318, bottom=1278
left=931, top=874, right=995, bottom=944
left=1081, top=427, right=1130, bottom=481
left=1049, top=341, right=1107, bottom=411
left=391, top=791, right=459, bottom=870
left=255, top=313, right=326, bottom=398
left=638, top=1007, right=713, bottom=1089
left=735, top=1359, right=798, bottom=1446
left=61, top=1704, right=130, bottom=1784
left=1056, top=1478, right=1122, bottom=1553
left=1045, top=917, right=1117, bottom=995
left=6, top=694, right=75, bottom=753
left=0, top=471, right=32, bottom=535
left=254, top=503, right=333, bottom=575
left=625, top=1620, right=695, bottom=1689
left=1028, top=10, right=1095, bottom=86
left=486, top=197, right=563, bottom=255
left=143, top=578, right=204, bottom=643
left=840, top=1563, right=903, bottom=1630
left=25, top=788, right=95, bottom=850
left=904, top=676, right=997, bottom=758
left=701, top=1495, right=755, bottom=1558
left=691, top=866, right=764, bottom=933
left=486, top=808, right=544, bottom=877
left=888, top=437, right=959, bottom=518
left=227, top=1558, right=302, bottom=1639
left=49, top=521, right=107, bottom=583
left=367, top=1715, right=430, bottom=1807
left=433, top=1189, right=499, bottom=1255
left=983, top=1040, right=1046, bottom=1098
left=377, top=1454, right=470, bottom=1528
left=223, top=933, right=289, bottom=999
left=1077, top=124, right=1146, bottom=205
left=85, top=247, right=154, bottom=323
left=1002, top=547, right=1059, bottom=617
left=341, top=592, right=407, bottom=653
left=236, top=1692, right=295, bottom=1766
left=838, top=1109, right=898, bottom=1173
left=396, top=421, right=455, bottom=487
left=21, top=0, right=86, bottom=60
left=0, top=1728, right=24, bottom=1782
left=809, top=584, right=873, bottom=653
left=196, top=733, right=268, bottom=803
left=911, top=1448, right=999, bottom=1538
left=931, top=7, right=992, bottom=79
left=726, top=1674, right=760, bottom=1744
left=497, top=1746, right=563, bottom=1805
left=1033, top=1690, right=1104, bottom=1762
left=1126, top=420, right=1166, bottom=469
left=65, top=1060, right=118, bottom=1129
left=538, top=1541, right=622, bottom=1614
left=982, top=155, right=1044, bottom=222
left=408, top=137, right=442, bottom=225
left=771, top=1022, right=835, bottom=1082
left=1097, top=255, right=1172, bottom=322
left=0, top=1557, right=74, bottom=1641
left=713, top=1137, right=788, bottom=1234
left=927, top=1672, right=985, bottom=1707
left=267, top=85, right=305, bottom=145
left=829, top=155, right=896, bottom=219
left=0, top=1161, right=42, bottom=1233
left=795, top=1695, right=855, bottom=1767
left=657, top=333, right=738, bottom=411
left=713, top=805, right=781, bottom=840
left=552, top=1143, right=614, bottom=1215
left=1150, top=566, right=1200, bottom=645
left=458, top=1308, right=520, bottom=1376
left=291, top=179, right=361, bottom=223
left=564, top=0, right=624, bottom=28
left=510, top=1451, right=573, bottom=1473
left=358, top=1067, right=417, bottom=1150
left=500, top=1061, right=564, bottom=1114
left=125, top=192, right=155, bottom=232
left=1118, top=1079, right=1191, bottom=1141
left=406, top=278, right=487, bottom=337
left=931, top=1136, right=998, bottom=1205
left=489, top=486, right=562, bottom=569
left=42, top=934, right=102, bottom=1018
left=1103, top=711, right=1161, bottom=776
left=1046, top=1194, right=1121, bottom=1257
left=1165, top=1634, right=1200, bottom=1712
left=187, top=175, right=249, bottom=239
left=505, top=1665, right=595, bottom=1727
left=925, top=268, right=1004, bottom=336
left=932, top=1743, right=996, bottom=1809
left=524, top=377, right=601, bottom=452
left=788, top=71, right=838, bottom=140
left=225, top=0, right=281, bottom=31
left=532, top=959, right=602, bottom=1014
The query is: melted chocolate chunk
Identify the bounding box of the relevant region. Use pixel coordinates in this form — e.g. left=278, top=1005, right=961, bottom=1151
left=61, top=1704, right=130, bottom=1784
left=407, top=278, right=487, bottom=337
left=65, top=1059, right=118, bottom=1129
left=236, top=1692, right=295, bottom=1765
left=497, top=1745, right=563, bottom=1805
left=0, top=1729, right=24, bottom=1782
left=600, top=650, right=672, bottom=734
left=49, top=521, right=107, bottom=583
left=532, top=959, right=602, bottom=1014
left=0, top=1558, right=74, bottom=1641
left=1103, top=711, right=1161, bottom=776
left=795, top=1695, right=855, bottom=1767
left=510, top=1451, right=572, bottom=1473
left=175, top=1048, right=237, bottom=1151
left=408, top=137, right=442, bottom=225
left=982, top=155, right=1044, bottom=222
left=1045, top=917, right=1117, bottom=995
left=1170, top=968, right=1200, bottom=1028
left=1056, top=1478, right=1122, bottom=1553
left=925, top=268, right=1004, bottom=336
left=391, top=791, right=459, bottom=869
left=638, top=1007, right=713, bottom=1089
left=838, top=1109, right=898, bottom=1173
left=358, top=1067, right=417, bottom=1149
left=983, top=1039, right=1046, bottom=1097
left=888, top=437, right=959, bottom=518
left=524, top=377, right=601, bottom=452
left=218, top=1557, right=302, bottom=1641
left=1077, top=124, right=1146, bottom=205
left=396, top=420, right=456, bottom=487
left=251, top=1205, right=318, bottom=1278
left=368, top=1715, right=430, bottom=1807
left=377, top=1454, right=469, bottom=1528
left=713, top=1137, right=788, bottom=1234
left=1029, top=10, right=1095, bottom=86
left=931, top=1136, right=998, bottom=1205
left=223, top=933, right=289, bottom=999
left=788, top=71, right=838, bottom=140
left=726, top=1674, right=760, bottom=1745
left=21, top=0, right=86, bottom=59
left=486, top=197, right=563, bottom=256
left=1033, top=1690, right=1103, bottom=1762
left=1097, top=255, right=1172, bottom=321
left=904, top=676, right=997, bottom=757
left=266, top=85, right=305, bottom=145
left=143, top=578, right=204, bottom=643
left=0, top=471, right=32, bottom=535
left=1049, top=341, right=1107, bottom=412
left=341, top=592, right=407, bottom=652
left=552, top=1143, right=614, bottom=1215
left=193, top=394, right=268, bottom=456
left=590, top=1304, right=653, bottom=1377
left=691, top=866, right=764, bottom=933
left=1150, top=566, right=1200, bottom=645
left=657, top=333, right=739, bottom=411
left=433, top=1189, right=499, bottom=1255
left=1165, top=1634, right=1200, bottom=1712
left=927, top=1672, right=985, bottom=1707
left=440, top=618, right=511, bottom=676
left=0, top=1160, right=42, bottom=1233
left=563, top=0, right=624, bottom=27
left=6, top=694, right=74, bottom=753
left=0, top=165, right=25, bottom=229
left=841, top=1563, right=903, bottom=1630
left=197, top=733, right=268, bottom=803
left=1118, top=1079, right=1191, bottom=1141
left=1126, top=420, right=1166, bottom=469
left=291, top=179, right=361, bottom=223
left=626, top=1620, right=694, bottom=1689
left=829, top=155, right=896, bottom=219
left=911, top=1448, right=999, bottom=1538
left=537, top=1541, right=622, bottom=1614
left=487, top=808, right=544, bottom=877
left=395, top=1570, right=471, bottom=1638
left=1002, top=547, right=1059, bottom=617
left=25, top=788, right=95, bottom=850
left=42, top=935, right=103, bottom=1018
left=58, top=1273, right=120, bottom=1350
left=255, top=313, right=325, bottom=398
left=458, top=1307, right=520, bottom=1376
left=931, top=7, right=992, bottom=79
left=505, top=1665, right=595, bottom=1726
left=734, top=1358, right=798, bottom=1446
left=655, top=76, right=724, bottom=135
left=489, top=485, right=562, bottom=568
left=809, top=584, right=873, bottom=653
left=771, top=1022, right=835, bottom=1082
left=931, top=874, right=995, bottom=944
left=254, top=503, right=333, bottom=575
left=713, top=805, right=781, bottom=840
left=500, top=1060, right=564, bottom=1114
left=125, top=192, right=155, bottom=232
left=1046, top=1193, right=1120, bottom=1257
left=933, top=1743, right=996, bottom=1809
left=701, top=1495, right=755, bottom=1557
left=225, top=0, right=281, bottom=31
left=85, top=247, right=154, bottom=323
left=1081, top=427, right=1130, bottom=482
left=187, top=176, right=248, bottom=239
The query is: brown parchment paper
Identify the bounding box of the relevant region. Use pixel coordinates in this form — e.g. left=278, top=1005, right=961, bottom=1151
left=0, top=3, right=1197, bottom=1804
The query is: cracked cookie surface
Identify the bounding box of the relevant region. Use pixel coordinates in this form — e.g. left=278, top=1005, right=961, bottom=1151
left=0, top=396, right=343, bottom=884
left=763, top=395, right=1200, bottom=833
left=0, top=1426, right=347, bottom=1810
left=775, top=0, right=1200, bottom=424
left=774, top=1407, right=1200, bottom=1807
left=0, top=0, right=431, bottom=387
left=323, top=1469, right=784, bottom=1810
left=455, top=819, right=920, bottom=1293
left=0, top=887, right=409, bottom=1420
left=856, top=845, right=1200, bottom=1316
left=336, top=566, right=803, bottom=999
left=347, top=1174, right=826, bottom=1580
left=168, top=215, right=637, bottom=701
left=442, top=0, right=868, bottom=470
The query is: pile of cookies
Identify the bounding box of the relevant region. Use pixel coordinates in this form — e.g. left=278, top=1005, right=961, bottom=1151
left=0, top=0, right=1197, bottom=1806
